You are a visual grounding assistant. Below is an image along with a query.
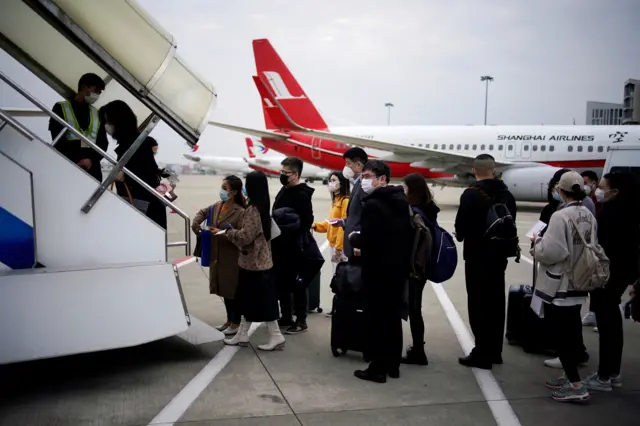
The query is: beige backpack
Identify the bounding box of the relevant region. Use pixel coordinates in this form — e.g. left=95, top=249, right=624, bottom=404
left=568, top=216, right=610, bottom=292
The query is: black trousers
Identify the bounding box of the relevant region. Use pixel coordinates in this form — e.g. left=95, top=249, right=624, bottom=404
left=223, top=297, right=241, bottom=324
left=465, top=258, right=507, bottom=359
left=408, top=278, right=427, bottom=349
left=278, top=271, right=308, bottom=323
left=592, top=278, right=630, bottom=379
left=365, top=300, right=403, bottom=374
left=546, top=303, right=583, bottom=383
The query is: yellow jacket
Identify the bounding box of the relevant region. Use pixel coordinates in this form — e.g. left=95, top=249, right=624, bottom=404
left=312, top=196, right=349, bottom=251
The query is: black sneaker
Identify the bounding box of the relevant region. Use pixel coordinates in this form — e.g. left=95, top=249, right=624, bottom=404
left=401, top=345, right=429, bottom=366
left=285, top=322, right=308, bottom=335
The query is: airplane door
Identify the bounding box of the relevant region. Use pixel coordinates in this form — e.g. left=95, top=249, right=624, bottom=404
left=311, top=138, right=322, bottom=160
left=521, top=142, right=531, bottom=159
left=505, top=142, right=516, bottom=158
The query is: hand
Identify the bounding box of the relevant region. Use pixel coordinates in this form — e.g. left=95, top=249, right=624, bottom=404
left=77, top=159, right=92, bottom=169
left=353, top=248, right=361, bottom=256
left=529, top=233, right=538, bottom=243
left=208, top=227, right=221, bottom=233
left=331, top=219, right=343, bottom=228
left=115, top=171, right=125, bottom=182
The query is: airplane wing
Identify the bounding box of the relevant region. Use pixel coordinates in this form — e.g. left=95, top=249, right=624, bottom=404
left=208, top=121, right=290, bottom=141
left=2, top=108, right=49, bottom=117
left=296, top=129, right=514, bottom=173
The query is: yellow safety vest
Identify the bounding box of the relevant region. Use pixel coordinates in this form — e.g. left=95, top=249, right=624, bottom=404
left=56, top=100, right=100, bottom=145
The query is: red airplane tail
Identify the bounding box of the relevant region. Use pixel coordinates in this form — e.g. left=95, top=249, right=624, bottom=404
left=253, top=39, right=328, bottom=131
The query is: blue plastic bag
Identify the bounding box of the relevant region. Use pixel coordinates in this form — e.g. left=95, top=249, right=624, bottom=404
left=200, top=205, right=214, bottom=267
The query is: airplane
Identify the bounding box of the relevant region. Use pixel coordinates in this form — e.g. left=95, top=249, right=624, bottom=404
left=182, top=138, right=331, bottom=183
left=209, top=38, right=640, bottom=202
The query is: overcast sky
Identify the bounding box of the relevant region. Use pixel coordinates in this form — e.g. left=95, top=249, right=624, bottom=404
left=2, top=0, right=639, bottom=164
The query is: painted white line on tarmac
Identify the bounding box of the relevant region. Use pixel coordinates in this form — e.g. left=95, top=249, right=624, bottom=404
left=147, top=239, right=330, bottom=426
left=431, top=282, right=523, bottom=426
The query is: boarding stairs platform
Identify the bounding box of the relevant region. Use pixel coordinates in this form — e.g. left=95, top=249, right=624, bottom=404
left=0, top=0, right=220, bottom=365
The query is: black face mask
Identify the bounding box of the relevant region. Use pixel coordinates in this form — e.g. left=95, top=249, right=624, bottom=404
left=280, top=173, right=290, bottom=186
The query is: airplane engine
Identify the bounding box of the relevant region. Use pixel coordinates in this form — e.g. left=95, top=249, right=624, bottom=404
left=500, top=166, right=563, bottom=202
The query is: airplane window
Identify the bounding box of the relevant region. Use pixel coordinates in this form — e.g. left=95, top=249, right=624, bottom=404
left=607, top=146, right=611, bottom=151
left=549, top=145, right=554, bottom=152
left=449, top=144, right=454, bottom=150
left=524, top=145, right=529, bottom=151
left=577, top=146, right=583, bottom=152
left=489, top=144, right=494, bottom=150
left=597, top=146, right=603, bottom=152
left=457, top=144, right=462, bottom=150
left=508, top=145, right=513, bottom=151
left=498, top=145, right=503, bottom=150
left=425, top=144, right=430, bottom=148
left=541, top=145, right=546, bottom=152
left=480, top=144, right=486, bottom=150
left=588, top=146, right=593, bottom=152
left=419, top=144, right=423, bottom=147
left=464, top=144, right=469, bottom=150
left=472, top=144, right=477, bottom=150
left=532, top=145, right=538, bottom=151
left=568, top=146, right=574, bottom=152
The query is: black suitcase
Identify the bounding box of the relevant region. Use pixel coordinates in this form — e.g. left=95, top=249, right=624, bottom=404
left=307, top=271, right=323, bottom=313
left=330, top=295, right=370, bottom=361
left=505, top=284, right=533, bottom=345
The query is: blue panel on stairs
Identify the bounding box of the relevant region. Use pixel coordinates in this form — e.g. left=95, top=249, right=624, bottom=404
left=0, top=206, right=35, bottom=269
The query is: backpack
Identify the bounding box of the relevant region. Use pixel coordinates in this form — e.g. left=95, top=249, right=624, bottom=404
left=568, top=216, right=610, bottom=292
left=481, top=191, right=520, bottom=261
left=421, top=214, right=458, bottom=283
left=408, top=206, right=433, bottom=282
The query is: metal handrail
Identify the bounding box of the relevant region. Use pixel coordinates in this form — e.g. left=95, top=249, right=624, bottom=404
left=0, top=71, right=191, bottom=257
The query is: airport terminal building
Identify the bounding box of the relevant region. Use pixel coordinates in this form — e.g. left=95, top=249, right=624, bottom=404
left=587, top=78, right=640, bottom=125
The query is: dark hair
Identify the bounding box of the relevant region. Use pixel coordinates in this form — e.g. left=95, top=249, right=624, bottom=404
left=560, top=184, right=586, bottom=201
left=475, top=153, right=495, bottom=161
left=78, top=73, right=106, bottom=92
left=343, top=147, right=368, bottom=164
left=281, top=156, right=303, bottom=175
left=603, top=171, right=640, bottom=207
left=403, top=173, right=435, bottom=211
left=99, top=100, right=138, bottom=140
left=245, top=171, right=271, bottom=241
left=224, top=175, right=247, bottom=208
left=581, top=170, right=598, bottom=182
left=330, top=171, right=350, bottom=202
left=547, top=168, right=572, bottom=203
left=363, top=159, right=391, bottom=183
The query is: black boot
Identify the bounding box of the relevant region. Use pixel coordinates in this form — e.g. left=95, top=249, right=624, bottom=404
left=401, top=345, right=429, bottom=366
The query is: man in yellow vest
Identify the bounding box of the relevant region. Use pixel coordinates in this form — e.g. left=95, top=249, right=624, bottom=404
left=49, top=73, right=109, bottom=181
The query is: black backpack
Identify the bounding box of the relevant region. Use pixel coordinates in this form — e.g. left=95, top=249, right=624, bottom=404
left=408, top=206, right=433, bottom=281
left=481, top=191, right=520, bottom=261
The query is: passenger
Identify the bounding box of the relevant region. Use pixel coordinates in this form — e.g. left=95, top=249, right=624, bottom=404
left=583, top=172, right=640, bottom=392
left=312, top=171, right=350, bottom=316
left=271, top=157, right=315, bottom=335
left=531, top=171, right=594, bottom=403
left=581, top=170, right=601, bottom=215
left=191, top=176, right=246, bottom=336
left=455, top=154, right=516, bottom=370
left=49, top=73, right=108, bottom=181
left=350, top=160, right=413, bottom=383
left=219, top=171, right=284, bottom=351
left=401, top=173, right=440, bottom=366
left=334, top=148, right=369, bottom=259
left=100, top=100, right=167, bottom=229
left=539, top=168, right=571, bottom=227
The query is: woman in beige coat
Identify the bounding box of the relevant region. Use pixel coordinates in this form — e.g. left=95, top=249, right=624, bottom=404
left=192, top=175, right=246, bottom=335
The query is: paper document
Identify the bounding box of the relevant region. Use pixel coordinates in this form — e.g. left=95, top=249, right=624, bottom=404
left=215, top=230, right=227, bottom=236
left=526, top=221, right=547, bottom=239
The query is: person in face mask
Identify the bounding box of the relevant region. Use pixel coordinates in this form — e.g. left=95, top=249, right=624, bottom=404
left=49, top=73, right=108, bottom=181
left=581, top=171, right=600, bottom=212
left=335, top=148, right=369, bottom=259
left=192, top=176, right=247, bottom=335
left=271, top=157, right=315, bottom=335
left=349, top=160, right=413, bottom=383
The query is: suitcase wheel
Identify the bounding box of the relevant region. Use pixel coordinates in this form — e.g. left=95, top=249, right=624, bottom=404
left=317, top=307, right=323, bottom=313
left=331, top=347, right=341, bottom=357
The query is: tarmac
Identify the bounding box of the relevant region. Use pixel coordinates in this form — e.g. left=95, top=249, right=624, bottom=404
left=0, top=174, right=638, bottom=426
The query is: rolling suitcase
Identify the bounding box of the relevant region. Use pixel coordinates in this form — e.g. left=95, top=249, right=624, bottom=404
left=330, top=295, right=370, bottom=361
left=307, top=271, right=323, bottom=313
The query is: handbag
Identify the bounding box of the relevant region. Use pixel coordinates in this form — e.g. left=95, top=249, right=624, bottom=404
left=200, top=205, right=215, bottom=267
left=110, top=181, right=149, bottom=214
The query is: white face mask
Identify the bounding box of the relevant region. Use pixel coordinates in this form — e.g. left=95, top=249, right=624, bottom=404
left=584, top=185, right=592, bottom=195
left=105, top=124, right=115, bottom=136
left=85, top=92, right=100, bottom=105
left=342, top=165, right=355, bottom=181
left=594, top=188, right=606, bottom=202
left=328, top=181, right=340, bottom=192
left=361, top=178, right=373, bottom=194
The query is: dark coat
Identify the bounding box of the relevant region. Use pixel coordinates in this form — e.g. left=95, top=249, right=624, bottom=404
left=454, top=178, right=516, bottom=261
left=114, top=135, right=166, bottom=229
left=343, top=178, right=365, bottom=259
left=353, top=185, right=413, bottom=319
left=192, top=201, right=244, bottom=298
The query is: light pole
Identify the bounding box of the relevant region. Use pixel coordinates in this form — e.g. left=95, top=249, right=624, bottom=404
left=480, top=75, right=494, bottom=125
left=385, top=102, right=394, bottom=126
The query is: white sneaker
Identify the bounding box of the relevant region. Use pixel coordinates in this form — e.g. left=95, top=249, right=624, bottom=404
left=583, top=372, right=613, bottom=392
left=582, top=312, right=597, bottom=326
left=257, top=321, right=286, bottom=351
left=544, top=357, right=588, bottom=369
